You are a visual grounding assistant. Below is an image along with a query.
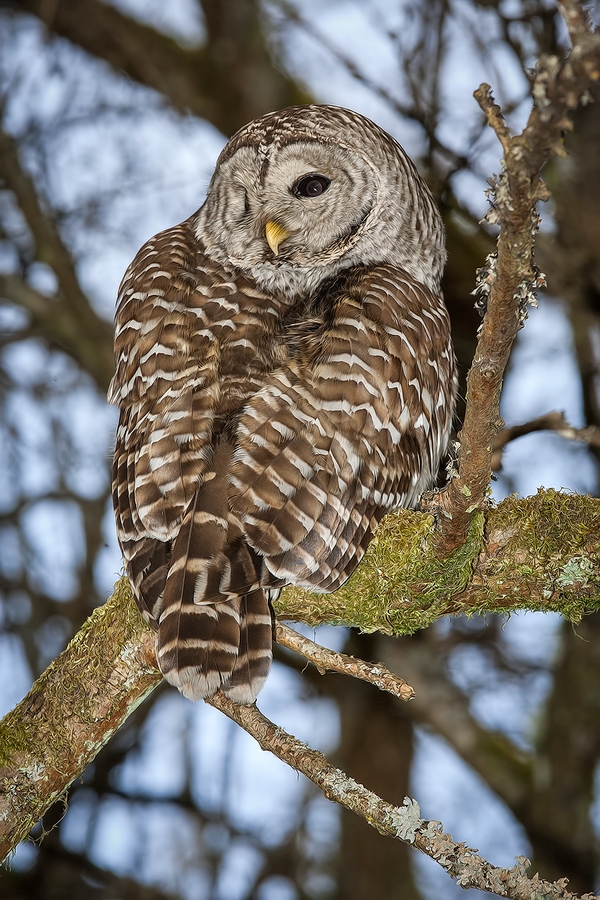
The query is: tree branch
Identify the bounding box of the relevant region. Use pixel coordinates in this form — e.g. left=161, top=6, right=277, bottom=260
left=1, top=488, right=599, bottom=869
left=491, top=410, right=600, bottom=471
left=0, top=272, right=113, bottom=390
left=1, top=576, right=594, bottom=900
left=208, top=692, right=597, bottom=900
left=0, top=126, right=114, bottom=390
left=0, top=579, right=161, bottom=863
left=427, top=0, right=600, bottom=553
left=278, top=490, right=600, bottom=633
left=2, top=577, right=598, bottom=898
left=378, top=634, right=534, bottom=815
left=275, top=622, right=415, bottom=701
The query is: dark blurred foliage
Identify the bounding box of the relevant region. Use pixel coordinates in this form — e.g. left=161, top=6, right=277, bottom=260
left=1, top=1, right=600, bottom=898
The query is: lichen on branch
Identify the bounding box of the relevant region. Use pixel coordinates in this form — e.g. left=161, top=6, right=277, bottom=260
left=277, top=490, right=600, bottom=630
left=2, top=5, right=600, bottom=898
left=428, top=0, right=600, bottom=554
left=2, top=488, right=599, bottom=870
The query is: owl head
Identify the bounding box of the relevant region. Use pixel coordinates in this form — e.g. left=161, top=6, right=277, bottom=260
left=195, top=105, right=445, bottom=297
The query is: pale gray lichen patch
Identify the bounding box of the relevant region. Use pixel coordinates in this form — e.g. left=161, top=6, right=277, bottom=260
left=557, top=555, right=595, bottom=587
left=389, top=796, right=422, bottom=843
left=19, top=763, right=46, bottom=783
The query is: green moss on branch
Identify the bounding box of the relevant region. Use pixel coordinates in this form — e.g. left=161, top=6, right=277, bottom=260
left=1, top=488, right=598, bottom=865
left=0, top=580, right=161, bottom=864
left=275, top=489, right=600, bottom=628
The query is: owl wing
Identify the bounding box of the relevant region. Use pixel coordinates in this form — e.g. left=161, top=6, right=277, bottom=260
left=229, top=265, right=455, bottom=591
left=109, top=220, right=282, bottom=702
left=110, top=220, right=246, bottom=623
left=109, top=222, right=221, bottom=531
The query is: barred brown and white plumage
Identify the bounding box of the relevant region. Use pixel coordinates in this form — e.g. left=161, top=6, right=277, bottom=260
left=109, top=104, right=456, bottom=704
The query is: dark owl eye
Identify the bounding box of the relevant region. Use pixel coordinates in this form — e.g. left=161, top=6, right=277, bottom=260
left=293, top=174, right=331, bottom=198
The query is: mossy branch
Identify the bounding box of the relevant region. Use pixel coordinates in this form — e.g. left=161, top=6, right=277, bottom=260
left=0, top=579, right=162, bottom=864
left=278, top=489, right=600, bottom=631
left=2, top=489, right=599, bottom=867
left=1, top=5, right=600, bottom=895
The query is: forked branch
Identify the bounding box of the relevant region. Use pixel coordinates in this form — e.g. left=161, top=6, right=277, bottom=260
left=428, top=0, right=600, bottom=554
left=2, top=585, right=599, bottom=899
left=2, top=5, right=600, bottom=898
left=491, top=411, right=600, bottom=471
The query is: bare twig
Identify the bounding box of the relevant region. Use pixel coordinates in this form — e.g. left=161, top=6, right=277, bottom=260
left=476, top=88, right=512, bottom=154
left=275, top=622, right=415, bottom=701
left=492, top=410, right=600, bottom=470
left=271, top=0, right=415, bottom=121
left=2, top=6, right=600, bottom=893
left=208, top=693, right=598, bottom=900
left=272, top=0, right=476, bottom=183
left=426, top=1, right=600, bottom=553
left=0, top=576, right=582, bottom=898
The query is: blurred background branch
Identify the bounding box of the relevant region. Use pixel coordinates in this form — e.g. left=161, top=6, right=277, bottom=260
left=1, top=1, right=600, bottom=898
left=2, top=0, right=312, bottom=134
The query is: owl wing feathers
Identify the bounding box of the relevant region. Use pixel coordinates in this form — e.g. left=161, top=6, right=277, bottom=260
left=112, top=227, right=454, bottom=703
left=110, top=225, right=221, bottom=548
left=229, top=266, right=453, bottom=593
left=111, top=222, right=289, bottom=702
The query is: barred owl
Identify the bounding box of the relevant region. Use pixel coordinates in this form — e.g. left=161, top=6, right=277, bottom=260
left=109, top=105, right=456, bottom=704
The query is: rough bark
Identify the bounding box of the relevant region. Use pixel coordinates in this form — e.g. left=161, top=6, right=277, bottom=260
left=0, top=579, right=161, bottom=864
left=2, top=4, right=600, bottom=897
left=428, top=0, right=600, bottom=552
left=3, top=574, right=599, bottom=899
left=279, top=491, right=600, bottom=632
left=1, top=488, right=599, bottom=870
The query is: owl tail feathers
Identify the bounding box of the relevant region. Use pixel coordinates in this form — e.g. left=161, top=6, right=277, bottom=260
left=156, top=589, right=273, bottom=704
left=153, top=447, right=274, bottom=703
left=221, top=590, right=273, bottom=703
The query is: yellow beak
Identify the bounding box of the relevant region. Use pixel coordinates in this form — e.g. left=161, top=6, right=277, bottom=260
left=265, top=220, right=291, bottom=256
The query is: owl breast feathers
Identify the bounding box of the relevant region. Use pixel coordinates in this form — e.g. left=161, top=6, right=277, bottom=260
left=109, top=104, right=457, bottom=704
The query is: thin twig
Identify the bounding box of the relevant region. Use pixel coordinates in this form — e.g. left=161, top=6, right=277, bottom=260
left=208, top=693, right=598, bottom=900
left=474, top=84, right=512, bottom=154
left=275, top=622, right=415, bottom=700
left=271, top=0, right=416, bottom=121
left=492, top=410, right=600, bottom=470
